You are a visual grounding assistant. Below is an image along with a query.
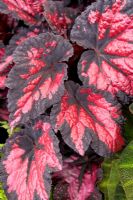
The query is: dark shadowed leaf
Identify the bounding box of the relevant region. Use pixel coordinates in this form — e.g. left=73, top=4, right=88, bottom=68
left=7, top=33, right=73, bottom=128
left=71, top=0, right=133, bottom=103
left=129, top=103, right=133, bottom=114
left=0, top=13, right=17, bottom=43
left=114, top=183, right=126, bottom=200
left=51, top=81, right=124, bottom=156
left=0, top=117, right=62, bottom=200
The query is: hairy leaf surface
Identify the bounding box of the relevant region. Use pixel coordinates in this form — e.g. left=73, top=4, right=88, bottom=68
left=51, top=81, right=124, bottom=156
left=7, top=33, right=73, bottom=127
left=0, top=117, right=62, bottom=200
left=71, top=0, right=133, bottom=103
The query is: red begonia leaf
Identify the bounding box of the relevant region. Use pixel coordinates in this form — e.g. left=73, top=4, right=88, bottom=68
left=0, top=43, right=12, bottom=89
left=51, top=81, right=124, bottom=156
left=71, top=0, right=133, bottom=103
left=7, top=33, right=73, bottom=128
left=0, top=28, right=43, bottom=81
left=0, top=117, right=62, bottom=200
left=43, top=0, right=78, bottom=36
left=6, top=28, right=43, bottom=57
left=0, top=0, right=45, bottom=25
left=0, top=43, right=13, bottom=74
left=53, top=156, right=102, bottom=200
left=0, top=42, right=13, bottom=89
left=0, top=75, right=6, bottom=89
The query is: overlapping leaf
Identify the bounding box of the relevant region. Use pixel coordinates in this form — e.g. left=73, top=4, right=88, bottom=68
left=0, top=28, right=43, bottom=89
left=0, top=117, right=62, bottom=200
left=0, top=43, right=6, bottom=89
left=53, top=156, right=101, bottom=200
left=0, top=43, right=12, bottom=89
left=71, top=0, right=133, bottom=103
left=7, top=33, right=73, bottom=127
left=6, top=28, right=43, bottom=57
left=53, top=156, right=102, bottom=200
left=43, top=0, right=78, bottom=36
left=0, top=0, right=45, bottom=25
left=51, top=81, right=124, bottom=156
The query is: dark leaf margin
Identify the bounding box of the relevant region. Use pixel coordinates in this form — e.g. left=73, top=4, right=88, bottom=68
left=0, top=117, right=62, bottom=200
left=7, top=32, right=73, bottom=128
left=51, top=81, right=125, bottom=157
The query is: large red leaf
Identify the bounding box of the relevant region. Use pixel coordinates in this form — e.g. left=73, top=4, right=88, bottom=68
left=0, top=0, right=45, bottom=25
left=0, top=117, right=62, bottom=200
left=71, top=0, right=133, bottom=103
left=7, top=33, right=73, bottom=127
left=43, top=0, right=78, bottom=36
left=51, top=81, right=124, bottom=156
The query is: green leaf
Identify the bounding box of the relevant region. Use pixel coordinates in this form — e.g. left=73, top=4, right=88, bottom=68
left=119, top=140, right=133, bottom=200
left=0, top=121, right=21, bottom=137
left=124, top=108, right=133, bottom=142
left=0, top=183, right=7, bottom=200
left=0, top=121, right=11, bottom=136
left=99, top=158, right=120, bottom=200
